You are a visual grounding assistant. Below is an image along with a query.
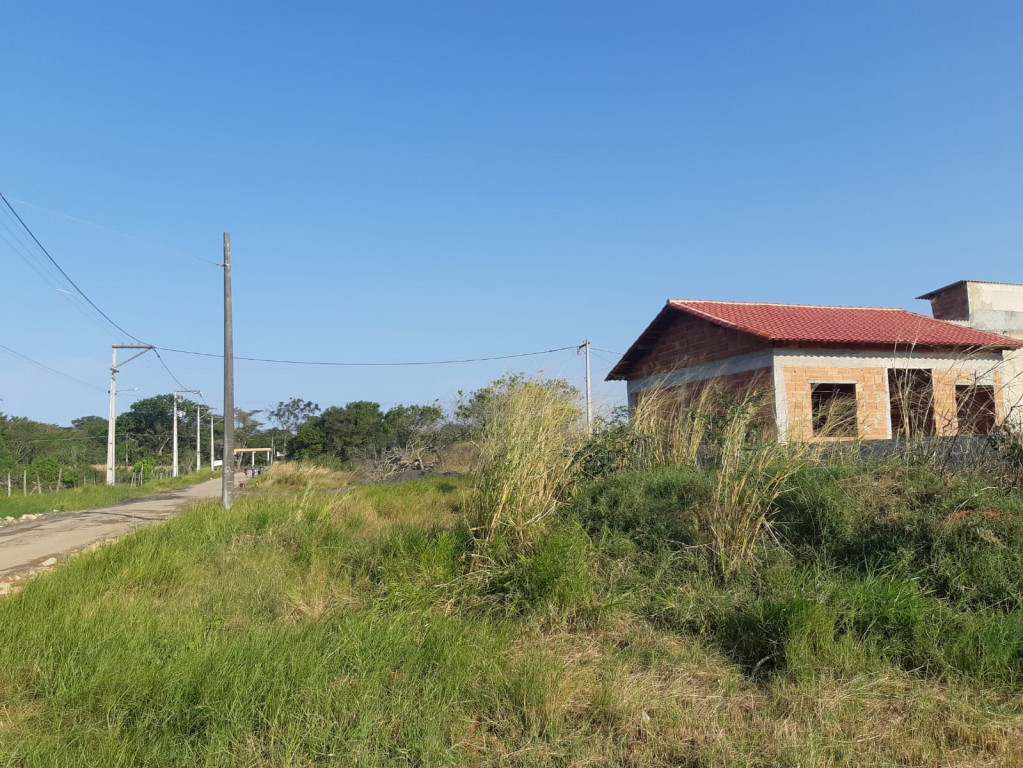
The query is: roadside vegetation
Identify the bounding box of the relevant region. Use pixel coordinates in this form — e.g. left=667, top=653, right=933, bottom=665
left=2, top=379, right=1023, bottom=766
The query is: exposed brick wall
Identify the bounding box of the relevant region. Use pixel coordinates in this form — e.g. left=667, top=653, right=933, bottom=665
left=632, top=312, right=768, bottom=379
left=933, top=368, right=1006, bottom=434
left=782, top=366, right=889, bottom=441
left=927, top=284, right=969, bottom=322
left=783, top=363, right=1007, bottom=441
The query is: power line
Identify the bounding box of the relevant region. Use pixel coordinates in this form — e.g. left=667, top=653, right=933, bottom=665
left=0, top=192, right=202, bottom=397
left=156, top=345, right=579, bottom=367
left=0, top=192, right=146, bottom=344
left=0, top=195, right=220, bottom=267
left=0, top=343, right=105, bottom=392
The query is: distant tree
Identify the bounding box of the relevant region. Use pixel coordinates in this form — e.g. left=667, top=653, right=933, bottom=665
left=268, top=398, right=321, bottom=434
left=233, top=408, right=264, bottom=448
left=289, top=401, right=387, bottom=462
left=455, top=374, right=580, bottom=437
left=118, top=393, right=201, bottom=456
left=267, top=398, right=320, bottom=454
left=0, top=413, right=13, bottom=472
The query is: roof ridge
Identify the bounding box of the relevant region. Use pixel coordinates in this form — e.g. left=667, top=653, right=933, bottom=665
left=669, top=299, right=919, bottom=312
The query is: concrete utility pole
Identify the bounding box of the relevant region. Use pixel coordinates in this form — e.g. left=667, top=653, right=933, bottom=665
left=578, top=339, right=592, bottom=434
left=106, top=344, right=154, bottom=486
left=172, top=389, right=201, bottom=478
left=222, top=232, right=235, bottom=509
left=196, top=405, right=202, bottom=471
left=210, top=413, right=215, bottom=471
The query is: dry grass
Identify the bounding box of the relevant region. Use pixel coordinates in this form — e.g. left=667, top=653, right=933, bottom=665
left=466, top=378, right=586, bottom=550
left=459, top=616, right=1023, bottom=767
left=702, top=393, right=821, bottom=579
left=630, top=381, right=719, bottom=468
left=245, top=462, right=354, bottom=491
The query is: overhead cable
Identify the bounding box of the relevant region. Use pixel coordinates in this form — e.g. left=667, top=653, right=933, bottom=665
left=156, top=345, right=579, bottom=367
left=0, top=192, right=146, bottom=345
left=0, top=192, right=201, bottom=395
left=0, top=343, right=105, bottom=392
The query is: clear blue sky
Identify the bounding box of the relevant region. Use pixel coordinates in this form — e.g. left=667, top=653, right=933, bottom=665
left=2, top=1, right=1021, bottom=426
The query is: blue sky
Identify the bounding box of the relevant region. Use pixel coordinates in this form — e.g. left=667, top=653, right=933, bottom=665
left=2, top=1, right=1021, bottom=426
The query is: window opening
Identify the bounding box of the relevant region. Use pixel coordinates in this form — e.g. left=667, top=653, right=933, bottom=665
left=811, top=383, right=858, bottom=437
left=955, top=384, right=996, bottom=435
left=888, top=369, right=935, bottom=437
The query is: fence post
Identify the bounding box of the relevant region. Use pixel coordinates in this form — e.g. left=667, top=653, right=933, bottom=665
left=57, top=467, right=62, bottom=491
left=23, top=470, right=27, bottom=496
left=6, top=473, right=9, bottom=497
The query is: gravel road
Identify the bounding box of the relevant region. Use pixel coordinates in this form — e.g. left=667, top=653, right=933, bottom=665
left=0, top=477, right=233, bottom=586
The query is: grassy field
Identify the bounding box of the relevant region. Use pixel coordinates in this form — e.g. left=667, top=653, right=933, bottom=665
left=0, top=469, right=219, bottom=519
left=1, top=459, right=1022, bottom=766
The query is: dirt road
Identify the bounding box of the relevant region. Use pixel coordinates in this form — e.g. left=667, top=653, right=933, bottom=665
left=0, top=477, right=232, bottom=584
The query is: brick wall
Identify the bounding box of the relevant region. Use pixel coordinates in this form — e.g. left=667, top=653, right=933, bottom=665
left=927, top=284, right=969, bottom=322
left=633, top=312, right=768, bottom=379
left=781, top=365, right=889, bottom=441
left=781, top=362, right=1006, bottom=441
left=932, top=368, right=1005, bottom=435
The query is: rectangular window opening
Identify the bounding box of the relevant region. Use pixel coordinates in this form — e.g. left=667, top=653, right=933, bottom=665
left=955, top=384, right=996, bottom=435
left=811, top=383, right=858, bottom=437
left=888, top=369, right=935, bottom=438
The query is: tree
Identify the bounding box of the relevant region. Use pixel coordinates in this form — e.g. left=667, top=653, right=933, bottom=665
left=118, top=393, right=201, bottom=456
left=268, top=398, right=321, bottom=434
left=455, top=374, right=580, bottom=437
left=267, top=398, right=320, bottom=454
left=289, top=401, right=389, bottom=462
left=233, top=408, right=264, bottom=448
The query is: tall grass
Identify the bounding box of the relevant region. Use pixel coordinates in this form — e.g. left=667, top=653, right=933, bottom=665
left=629, top=381, right=718, bottom=468
left=702, top=393, right=818, bottom=579
left=466, top=378, right=585, bottom=551
left=245, top=462, right=354, bottom=491
left=629, top=384, right=819, bottom=578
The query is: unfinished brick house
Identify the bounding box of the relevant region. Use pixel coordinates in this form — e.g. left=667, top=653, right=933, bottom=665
left=608, top=284, right=1023, bottom=441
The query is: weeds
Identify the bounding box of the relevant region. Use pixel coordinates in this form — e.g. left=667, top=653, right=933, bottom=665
left=465, top=377, right=585, bottom=551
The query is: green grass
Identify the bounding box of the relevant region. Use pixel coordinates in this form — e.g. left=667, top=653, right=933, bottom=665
left=2, top=469, right=1023, bottom=766
left=0, top=469, right=219, bottom=519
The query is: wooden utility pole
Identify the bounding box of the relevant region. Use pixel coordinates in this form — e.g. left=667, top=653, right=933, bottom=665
left=222, top=232, right=235, bottom=509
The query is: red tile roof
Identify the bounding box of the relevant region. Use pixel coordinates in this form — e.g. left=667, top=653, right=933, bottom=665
left=607, top=300, right=1022, bottom=381
left=671, top=300, right=1022, bottom=347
